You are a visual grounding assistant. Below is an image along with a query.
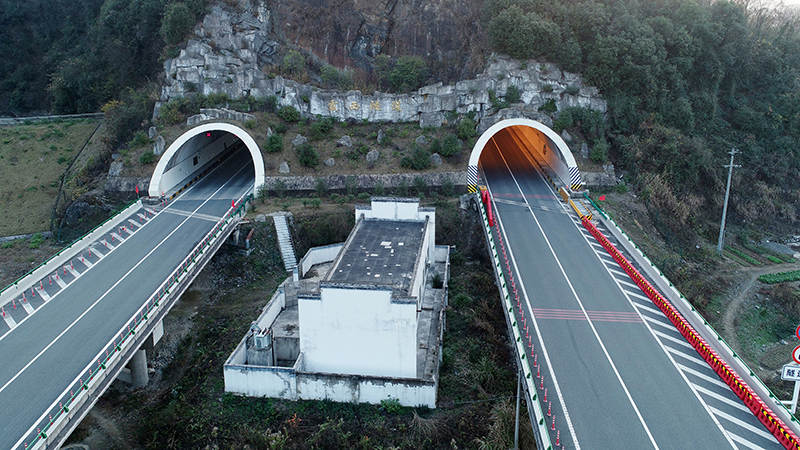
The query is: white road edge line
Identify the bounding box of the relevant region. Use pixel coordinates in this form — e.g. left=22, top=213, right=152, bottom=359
left=9, top=161, right=251, bottom=450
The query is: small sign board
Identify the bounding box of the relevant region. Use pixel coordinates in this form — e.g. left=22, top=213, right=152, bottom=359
left=794, top=345, right=800, bottom=365
left=783, top=364, right=800, bottom=382
left=796, top=324, right=800, bottom=341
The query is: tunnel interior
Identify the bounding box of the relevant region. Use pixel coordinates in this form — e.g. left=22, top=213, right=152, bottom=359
left=469, top=119, right=580, bottom=191
left=148, top=123, right=265, bottom=197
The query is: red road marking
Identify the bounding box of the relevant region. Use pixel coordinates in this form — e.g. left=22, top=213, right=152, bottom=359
left=532, top=308, right=643, bottom=323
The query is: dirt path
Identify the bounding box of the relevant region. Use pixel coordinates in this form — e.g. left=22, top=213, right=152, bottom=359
left=721, top=261, right=800, bottom=357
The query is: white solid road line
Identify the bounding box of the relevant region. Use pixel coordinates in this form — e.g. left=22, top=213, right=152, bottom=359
left=9, top=161, right=251, bottom=450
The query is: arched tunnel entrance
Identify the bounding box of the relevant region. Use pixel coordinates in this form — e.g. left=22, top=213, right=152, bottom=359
left=148, top=123, right=265, bottom=198
left=467, top=119, right=581, bottom=192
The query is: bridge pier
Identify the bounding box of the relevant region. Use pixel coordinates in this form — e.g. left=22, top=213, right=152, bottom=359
left=130, top=349, right=149, bottom=388
left=116, top=319, right=164, bottom=387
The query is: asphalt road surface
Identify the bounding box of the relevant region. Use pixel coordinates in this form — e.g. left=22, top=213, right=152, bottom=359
left=0, top=147, right=254, bottom=450
left=481, top=143, right=782, bottom=450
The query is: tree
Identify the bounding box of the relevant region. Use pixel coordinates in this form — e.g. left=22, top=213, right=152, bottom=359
left=161, top=3, right=195, bottom=46
left=388, top=56, right=427, bottom=92
left=283, top=50, right=305, bottom=77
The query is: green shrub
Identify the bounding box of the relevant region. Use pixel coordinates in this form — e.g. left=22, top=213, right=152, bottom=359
left=273, top=179, right=286, bottom=198
left=457, top=117, right=477, bottom=140
left=401, top=146, right=431, bottom=170
left=282, top=50, right=305, bottom=77
left=451, top=293, right=471, bottom=308
left=388, top=56, right=427, bottom=92
left=398, top=179, right=410, bottom=196
left=311, top=117, right=335, bottom=140
left=440, top=134, right=461, bottom=157
left=139, top=152, right=155, bottom=164
left=413, top=176, right=427, bottom=197
left=538, top=99, right=557, bottom=113
left=759, top=270, right=800, bottom=284
left=29, top=232, right=44, bottom=249
left=265, top=95, right=279, bottom=113
left=296, top=143, right=319, bottom=167
left=278, top=105, right=301, bottom=123
left=565, top=86, right=580, bottom=96
left=429, top=138, right=442, bottom=154
left=274, top=123, right=288, bottom=134
left=374, top=180, right=385, bottom=196
left=265, top=133, right=283, bottom=153
left=345, top=176, right=357, bottom=196
left=315, top=177, right=328, bottom=196
left=442, top=177, right=455, bottom=197
left=130, top=131, right=150, bottom=147
left=244, top=119, right=257, bottom=129
left=505, top=85, right=521, bottom=104
left=590, top=141, right=609, bottom=163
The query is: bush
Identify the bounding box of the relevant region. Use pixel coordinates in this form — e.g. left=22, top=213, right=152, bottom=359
left=311, top=117, right=335, bottom=140
left=388, top=56, right=427, bottom=92
left=429, top=138, right=442, bottom=154
left=274, top=123, right=288, bottom=134
left=413, top=176, right=427, bottom=197
left=442, top=177, right=455, bottom=197
left=401, top=146, right=431, bottom=170
left=314, top=177, right=328, bottom=196
left=29, top=232, right=44, bottom=249
left=374, top=180, right=385, bottom=196
left=139, top=152, right=155, bottom=164
left=538, top=99, right=557, bottom=113
left=505, top=85, right=522, bottom=104
left=265, top=133, right=283, bottom=153
left=398, top=179, right=410, bottom=196
left=345, top=176, right=357, bottom=196
left=296, top=143, right=319, bottom=167
left=265, top=95, right=279, bottom=113
left=282, top=50, right=305, bottom=77
left=590, top=141, right=609, bottom=163
left=244, top=119, right=257, bottom=129
left=278, top=105, right=301, bottom=123
left=440, top=134, right=462, bottom=157
left=457, top=117, right=477, bottom=140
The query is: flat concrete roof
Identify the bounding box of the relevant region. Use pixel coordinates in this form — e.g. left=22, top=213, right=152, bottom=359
left=327, top=219, right=425, bottom=293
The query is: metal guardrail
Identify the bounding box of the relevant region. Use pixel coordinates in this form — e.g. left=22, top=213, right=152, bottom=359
left=23, top=191, right=254, bottom=450
left=475, top=193, right=555, bottom=450
left=0, top=199, right=141, bottom=301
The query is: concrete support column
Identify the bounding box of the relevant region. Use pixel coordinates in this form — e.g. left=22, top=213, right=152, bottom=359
left=130, top=349, right=149, bottom=388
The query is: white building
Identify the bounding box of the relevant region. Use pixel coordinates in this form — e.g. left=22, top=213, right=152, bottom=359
left=224, top=198, right=449, bottom=407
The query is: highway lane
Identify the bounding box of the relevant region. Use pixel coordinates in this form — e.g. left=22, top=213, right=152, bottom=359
left=481, top=144, right=752, bottom=449
left=0, top=147, right=254, bottom=449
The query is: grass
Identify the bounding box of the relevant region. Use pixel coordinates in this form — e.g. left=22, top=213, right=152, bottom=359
left=0, top=120, right=101, bottom=236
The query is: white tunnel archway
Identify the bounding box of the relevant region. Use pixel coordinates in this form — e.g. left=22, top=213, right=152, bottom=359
left=148, top=122, right=265, bottom=197
left=467, top=118, right=581, bottom=192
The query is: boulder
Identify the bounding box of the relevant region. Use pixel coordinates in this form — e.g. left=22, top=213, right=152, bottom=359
left=148, top=127, right=158, bottom=139
left=561, top=129, right=572, bottom=142
left=415, top=135, right=429, bottom=145
left=255, top=214, right=267, bottom=223
left=366, top=149, right=380, bottom=163
left=377, top=129, right=385, bottom=144
left=336, top=135, right=353, bottom=147
left=324, top=158, right=335, bottom=166
left=278, top=161, right=290, bottom=174
left=581, top=142, right=589, bottom=159
left=108, top=161, right=124, bottom=177
left=430, top=153, right=443, bottom=166
left=292, top=134, right=307, bottom=146
left=154, top=136, right=166, bottom=156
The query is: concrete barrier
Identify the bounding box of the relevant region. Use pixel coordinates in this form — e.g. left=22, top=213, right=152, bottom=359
left=581, top=216, right=800, bottom=450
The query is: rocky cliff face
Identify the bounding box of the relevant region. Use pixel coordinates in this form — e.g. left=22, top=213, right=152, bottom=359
left=157, top=0, right=607, bottom=127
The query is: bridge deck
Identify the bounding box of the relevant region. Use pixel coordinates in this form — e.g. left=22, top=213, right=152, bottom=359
left=481, top=144, right=782, bottom=449
left=0, top=148, right=254, bottom=449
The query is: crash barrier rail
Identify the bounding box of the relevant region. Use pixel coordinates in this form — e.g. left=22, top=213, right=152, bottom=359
left=23, top=191, right=253, bottom=450
left=0, top=199, right=142, bottom=305
left=581, top=216, right=800, bottom=450
left=476, top=192, right=557, bottom=450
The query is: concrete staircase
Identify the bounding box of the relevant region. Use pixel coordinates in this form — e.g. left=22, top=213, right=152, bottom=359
left=272, top=215, right=297, bottom=271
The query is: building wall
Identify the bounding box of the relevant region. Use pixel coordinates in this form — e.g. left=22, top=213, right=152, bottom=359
left=299, top=286, right=417, bottom=378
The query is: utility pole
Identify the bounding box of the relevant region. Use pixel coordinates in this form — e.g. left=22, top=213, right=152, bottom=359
left=717, top=148, right=741, bottom=255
